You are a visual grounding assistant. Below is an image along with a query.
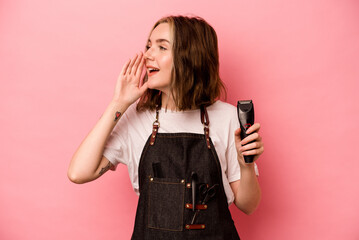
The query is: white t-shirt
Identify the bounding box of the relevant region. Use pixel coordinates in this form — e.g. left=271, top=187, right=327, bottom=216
left=103, top=100, right=259, bottom=205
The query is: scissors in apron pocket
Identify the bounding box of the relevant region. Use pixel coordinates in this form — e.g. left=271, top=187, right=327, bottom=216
left=191, top=183, right=219, bottom=224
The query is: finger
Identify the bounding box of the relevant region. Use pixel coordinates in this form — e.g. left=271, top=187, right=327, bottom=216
left=133, top=52, right=143, bottom=76
left=234, top=128, right=242, bottom=142
left=120, top=59, right=131, bottom=76
left=127, top=54, right=138, bottom=75
left=242, top=146, right=264, bottom=156
left=240, top=132, right=259, bottom=145
left=140, top=62, right=147, bottom=80
left=240, top=141, right=262, bottom=152
left=255, top=135, right=262, bottom=143
left=139, top=81, right=149, bottom=95
left=246, top=123, right=261, bottom=134
left=135, top=54, right=145, bottom=78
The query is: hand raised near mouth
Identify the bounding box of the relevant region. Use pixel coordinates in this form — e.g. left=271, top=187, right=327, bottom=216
left=112, top=52, right=148, bottom=106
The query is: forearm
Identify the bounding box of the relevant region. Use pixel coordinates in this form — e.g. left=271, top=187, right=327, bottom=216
left=233, top=163, right=261, bottom=214
left=68, top=100, right=129, bottom=183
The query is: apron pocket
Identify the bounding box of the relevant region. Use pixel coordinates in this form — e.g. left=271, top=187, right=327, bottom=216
left=147, top=177, right=185, bottom=231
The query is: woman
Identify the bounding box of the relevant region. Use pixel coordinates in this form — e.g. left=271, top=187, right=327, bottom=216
left=68, top=15, right=264, bottom=239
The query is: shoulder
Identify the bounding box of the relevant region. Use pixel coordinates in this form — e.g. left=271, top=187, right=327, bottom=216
left=207, top=100, right=237, bottom=123
left=113, top=102, right=154, bottom=136
left=208, top=100, right=236, bottom=113
left=123, top=102, right=154, bottom=121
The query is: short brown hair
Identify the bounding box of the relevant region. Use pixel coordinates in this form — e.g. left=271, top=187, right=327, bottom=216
left=137, top=15, right=226, bottom=111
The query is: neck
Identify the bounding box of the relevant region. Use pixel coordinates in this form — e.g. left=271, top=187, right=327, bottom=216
left=161, top=92, right=177, bottom=111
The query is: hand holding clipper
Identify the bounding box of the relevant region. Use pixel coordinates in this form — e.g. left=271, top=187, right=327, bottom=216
left=237, top=100, right=255, bottom=163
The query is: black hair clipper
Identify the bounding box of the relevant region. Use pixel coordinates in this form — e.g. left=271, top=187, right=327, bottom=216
left=237, top=100, right=255, bottom=163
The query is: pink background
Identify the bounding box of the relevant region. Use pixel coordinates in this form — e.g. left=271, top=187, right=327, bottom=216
left=1, top=0, right=358, bottom=239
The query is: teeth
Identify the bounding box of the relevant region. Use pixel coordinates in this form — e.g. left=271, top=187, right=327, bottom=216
left=148, top=67, right=159, bottom=72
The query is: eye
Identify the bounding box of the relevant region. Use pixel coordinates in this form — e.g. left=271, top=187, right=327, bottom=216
left=145, top=45, right=151, bottom=50
left=159, top=46, right=167, bottom=51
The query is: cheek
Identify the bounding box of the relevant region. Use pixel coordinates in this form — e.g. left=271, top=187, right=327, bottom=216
left=162, top=55, right=173, bottom=71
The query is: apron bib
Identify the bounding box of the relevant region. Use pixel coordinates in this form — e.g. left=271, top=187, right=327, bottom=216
left=131, top=106, right=240, bottom=240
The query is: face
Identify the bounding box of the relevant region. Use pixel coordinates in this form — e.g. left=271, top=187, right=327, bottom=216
left=145, top=23, right=173, bottom=94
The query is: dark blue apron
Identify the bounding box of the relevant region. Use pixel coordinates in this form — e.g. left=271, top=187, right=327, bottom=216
left=131, top=106, right=240, bottom=240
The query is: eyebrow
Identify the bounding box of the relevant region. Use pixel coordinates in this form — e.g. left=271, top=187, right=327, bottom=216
left=147, top=39, right=171, bottom=44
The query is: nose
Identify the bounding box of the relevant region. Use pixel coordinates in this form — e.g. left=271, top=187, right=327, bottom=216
left=144, top=47, right=154, bottom=61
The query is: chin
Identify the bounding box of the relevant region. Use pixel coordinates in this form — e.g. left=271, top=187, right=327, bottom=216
left=147, top=82, right=158, bottom=90
left=147, top=80, right=169, bottom=92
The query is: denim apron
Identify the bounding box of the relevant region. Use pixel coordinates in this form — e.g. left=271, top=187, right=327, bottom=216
left=131, top=106, right=240, bottom=240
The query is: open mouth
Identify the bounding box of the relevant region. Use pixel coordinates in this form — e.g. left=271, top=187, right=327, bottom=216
left=148, top=67, right=160, bottom=73
left=147, top=66, right=160, bottom=77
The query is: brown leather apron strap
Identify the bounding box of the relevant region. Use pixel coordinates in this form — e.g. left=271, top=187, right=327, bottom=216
left=185, top=224, right=206, bottom=230
left=200, top=106, right=211, bottom=149
left=150, top=105, right=160, bottom=146
left=185, top=203, right=208, bottom=210
left=151, top=106, right=211, bottom=149
left=186, top=183, right=209, bottom=188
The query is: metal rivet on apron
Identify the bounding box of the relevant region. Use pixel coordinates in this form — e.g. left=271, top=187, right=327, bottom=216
left=186, top=183, right=191, bottom=188
left=150, top=177, right=153, bottom=181
left=186, top=204, right=190, bottom=208
left=152, top=135, right=155, bottom=138
left=181, top=179, right=185, bottom=183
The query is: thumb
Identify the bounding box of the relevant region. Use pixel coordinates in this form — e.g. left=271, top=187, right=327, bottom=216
left=234, top=128, right=242, bottom=142
left=139, top=82, right=149, bottom=95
